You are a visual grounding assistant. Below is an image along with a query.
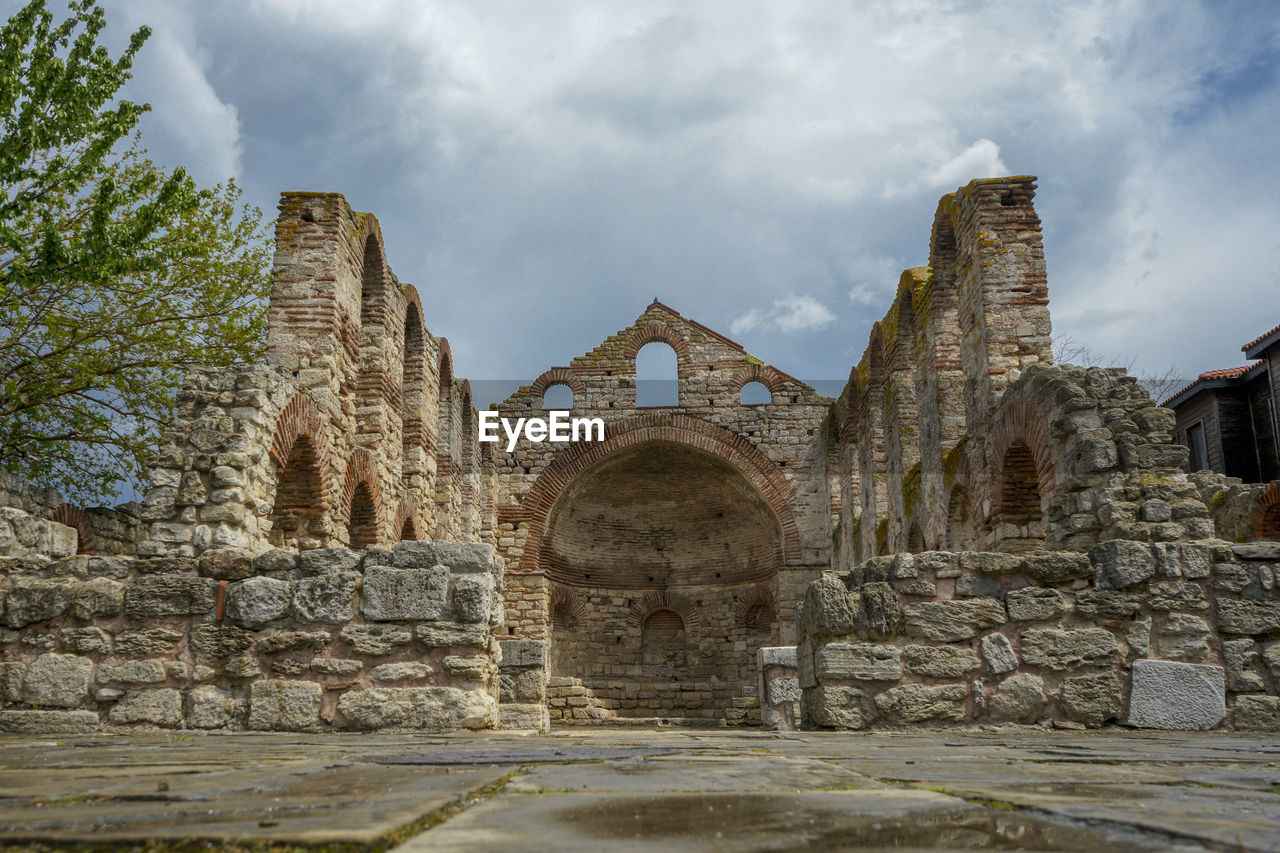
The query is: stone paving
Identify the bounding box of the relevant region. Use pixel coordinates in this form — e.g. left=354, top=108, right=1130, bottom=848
left=0, top=727, right=1278, bottom=851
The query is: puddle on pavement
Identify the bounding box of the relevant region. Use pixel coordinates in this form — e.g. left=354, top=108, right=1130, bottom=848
left=554, top=794, right=1199, bottom=851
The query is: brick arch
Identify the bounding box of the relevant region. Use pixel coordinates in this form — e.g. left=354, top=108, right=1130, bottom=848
left=514, top=413, right=802, bottom=573
left=988, top=398, right=1055, bottom=497
left=269, top=393, right=335, bottom=508
left=395, top=493, right=423, bottom=541
left=550, top=584, right=587, bottom=629
left=458, top=378, right=473, bottom=434
left=1251, top=480, right=1280, bottom=540
left=622, top=323, right=691, bottom=359
left=729, top=363, right=786, bottom=396
left=402, top=289, right=429, bottom=461
left=734, top=584, right=776, bottom=629
left=627, top=590, right=701, bottom=632
left=531, top=368, right=586, bottom=397
left=356, top=218, right=391, bottom=326
left=339, top=448, right=383, bottom=543
left=50, top=504, right=93, bottom=555
left=437, top=337, right=453, bottom=392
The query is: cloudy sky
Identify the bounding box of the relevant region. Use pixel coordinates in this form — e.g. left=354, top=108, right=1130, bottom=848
left=97, top=0, right=1280, bottom=391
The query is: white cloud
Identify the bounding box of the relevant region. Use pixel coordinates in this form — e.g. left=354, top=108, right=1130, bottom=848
left=732, top=295, right=836, bottom=336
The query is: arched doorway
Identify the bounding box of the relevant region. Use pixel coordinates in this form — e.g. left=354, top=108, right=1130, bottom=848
left=540, top=441, right=784, bottom=722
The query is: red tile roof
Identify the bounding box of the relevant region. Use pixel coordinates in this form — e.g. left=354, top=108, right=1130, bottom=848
left=1163, top=363, right=1262, bottom=406
left=1243, top=322, right=1280, bottom=353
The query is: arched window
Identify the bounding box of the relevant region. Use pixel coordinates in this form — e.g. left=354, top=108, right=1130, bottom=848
left=740, top=381, right=772, bottom=405
left=360, top=234, right=383, bottom=323
left=403, top=303, right=426, bottom=463
left=542, top=383, right=574, bottom=410
left=996, top=440, right=1045, bottom=551
left=270, top=436, right=323, bottom=549
left=641, top=609, right=687, bottom=668
left=636, top=342, right=678, bottom=407
left=347, top=482, right=378, bottom=548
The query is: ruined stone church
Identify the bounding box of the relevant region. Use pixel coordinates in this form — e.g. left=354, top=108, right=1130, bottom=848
left=2, top=175, right=1279, bottom=734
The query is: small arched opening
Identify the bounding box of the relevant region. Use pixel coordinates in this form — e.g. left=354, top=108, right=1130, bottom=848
left=635, top=342, right=678, bottom=407
left=542, top=383, right=574, bottom=410
left=402, top=302, right=426, bottom=466
left=995, top=440, right=1045, bottom=551
left=270, top=436, right=325, bottom=549
left=1252, top=482, right=1280, bottom=540
left=347, top=482, right=378, bottom=548
left=907, top=522, right=925, bottom=554
left=641, top=609, right=687, bottom=671
left=740, top=381, right=772, bottom=405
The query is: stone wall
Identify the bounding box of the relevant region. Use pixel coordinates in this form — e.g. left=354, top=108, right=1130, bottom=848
left=0, top=540, right=504, bottom=733
left=798, top=540, right=1280, bottom=731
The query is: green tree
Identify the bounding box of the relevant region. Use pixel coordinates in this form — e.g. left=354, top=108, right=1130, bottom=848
left=0, top=0, right=271, bottom=504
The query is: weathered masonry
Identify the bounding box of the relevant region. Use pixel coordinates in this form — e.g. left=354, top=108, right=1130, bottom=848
left=1, top=176, right=1278, bottom=733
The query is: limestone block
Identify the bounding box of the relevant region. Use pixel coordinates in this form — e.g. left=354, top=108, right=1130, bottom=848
left=393, top=540, right=495, bottom=573
left=371, top=662, right=433, bottom=682
left=855, top=583, right=900, bottom=640
left=815, top=642, right=902, bottom=681
left=22, top=653, right=92, bottom=707
left=903, top=599, right=1006, bottom=642
left=807, top=684, right=874, bottom=729
left=296, top=547, right=362, bottom=575
left=0, top=710, right=99, bottom=733
left=499, top=640, right=546, bottom=668
left=115, top=628, right=183, bottom=656
left=1019, top=628, right=1118, bottom=670
left=1154, top=614, right=1212, bottom=662
left=108, top=688, right=183, bottom=727
left=340, top=625, right=411, bottom=656
left=1148, top=581, right=1208, bottom=612
left=1124, top=617, right=1152, bottom=657
left=1222, top=639, right=1267, bottom=692
left=292, top=571, right=360, bottom=623
left=97, top=660, right=166, bottom=684
left=767, top=676, right=800, bottom=705
left=183, top=626, right=248, bottom=663
left=987, top=674, right=1046, bottom=723
left=902, top=644, right=981, bottom=678
left=802, top=575, right=856, bottom=639
left=874, top=683, right=967, bottom=724
left=253, top=548, right=299, bottom=574
left=499, top=703, right=549, bottom=731
left=271, top=657, right=307, bottom=675
left=955, top=576, right=1001, bottom=598
left=3, top=579, right=72, bottom=628
left=248, top=680, right=322, bottom=731
left=226, top=577, right=292, bottom=626
left=1060, top=672, right=1122, bottom=727
left=187, top=685, right=237, bottom=729
left=0, top=661, right=24, bottom=701
left=1232, top=695, right=1280, bottom=731
left=1090, top=540, right=1155, bottom=589
left=1005, top=587, right=1069, bottom=622
left=337, top=686, right=497, bottom=730
left=443, top=655, right=493, bottom=681
left=980, top=633, right=1018, bottom=673
left=223, top=656, right=262, bottom=678
left=416, top=622, right=490, bottom=649
left=1232, top=542, right=1280, bottom=561
left=513, top=668, right=545, bottom=702
left=362, top=566, right=449, bottom=622
left=310, top=658, right=363, bottom=675
left=1073, top=590, right=1141, bottom=620
left=124, top=576, right=217, bottom=619
left=258, top=630, right=330, bottom=654
left=1216, top=600, right=1280, bottom=636
left=1261, top=641, right=1280, bottom=680
left=1127, top=659, right=1225, bottom=731
left=1020, top=551, right=1092, bottom=584
left=86, top=556, right=131, bottom=579
left=59, top=627, right=112, bottom=654
left=71, top=577, right=124, bottom=620
left=758, top=646, right=798, bottom=668
left=451, top=573, right=493, bottom=623
left=196, top=547, right=254, bottom=580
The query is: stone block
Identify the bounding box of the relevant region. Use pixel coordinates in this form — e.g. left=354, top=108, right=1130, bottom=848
left=1232, top=695, right=1280, bottom=731
left=196, top=547, right=254, bottom=580
left=1148, top=581, right=1207, bottom=612
left=3, top=579, right=72, bottom=628
left=1005, top=587, right=1069, bottom=622
left=1021, top=551, right=1092, bottom=584
left=874, top=683, right=967, bottom=724
left=0, top=661, right=24, bottom=701
left=0, top=710, right=99, bottom=733
left=1216, top=600, right=1280, bottom=636
left=1127, top=659, right=1225, bottom=731
left=362, top=566, right=449, bottom=621
left=115, top=628, right=183, bottom=656
left=71, top=577, right=124, bottom=620
left=807, top=684, right=874, bottom=729
left=310, top=658, right=363, bottom=675
left=803, top=575, right=856, bottom=639
left=451, top=573, right=494, bottom=623
left=1060, top=672, right=1122, bottom=727
left=499, top=703, right=549, bottom=730
left=226, top=577, right=292, bottom=626
left=292, top=571, right=360, bottom=623
left=988, top=673, right=1046, bottom=723
left=108, top=688, right=183, bottom=727
left=252, top=548, right=299, bottom=574
left=248, top=680, right=323, bottom=731
left=902, top=644, right=981, bottom=678
left=758, top=646, right=797, bottom=668
left=371, top=662, right=433, bottom=682
left=257, top=630, right=330, bottom=654
left=416, top=622, right=490, bottom=649
left=1090, top=540, right=1155, bottom=589
left=1154, top=613, right=1212, bottom=661
left=190, top=624, right=254, bottom=660
left=124, top=576, right=217, bottom=619
left=59, top=627, right=111, bottom=654
left=499, top=640, right=546, bottom=668
left=1232, top=542, right=1280, bottom=561
left=1073, top=590, right=1141, bottom=620
left=22, top=653, right=91, bottom=707
left=855, top=583, right=900, bottom=640
left=957, top=553, right=1022, bottom=576
left=513, top=668, right=545, bottom=701
left=444, top=655, right=493, bottom=682
left=337, top=686, right=497, bottom=730
left=815, top=642, right=902, bottom=681
left=1222, top=639, right=1267, bottom=692
left=340, top=625, right=411, bottom=656
left=767, top=675, right=800, bottom=705
left=903, top=598, right=1006, bottom=642
left=1019, top=628, right=1118, bottom=670
left=980, top=633, right=1018, bottom=673
left=955, top=576, right=1001, bottom=598
left=97, top=660, right=166, bottom=684
left=393, top=540, right=495, bottom=573
left=297, top=547, right=362, bottom=575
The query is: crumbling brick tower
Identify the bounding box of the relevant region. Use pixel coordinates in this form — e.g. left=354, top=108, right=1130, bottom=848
left=137, top=193, right=491, bottom=558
